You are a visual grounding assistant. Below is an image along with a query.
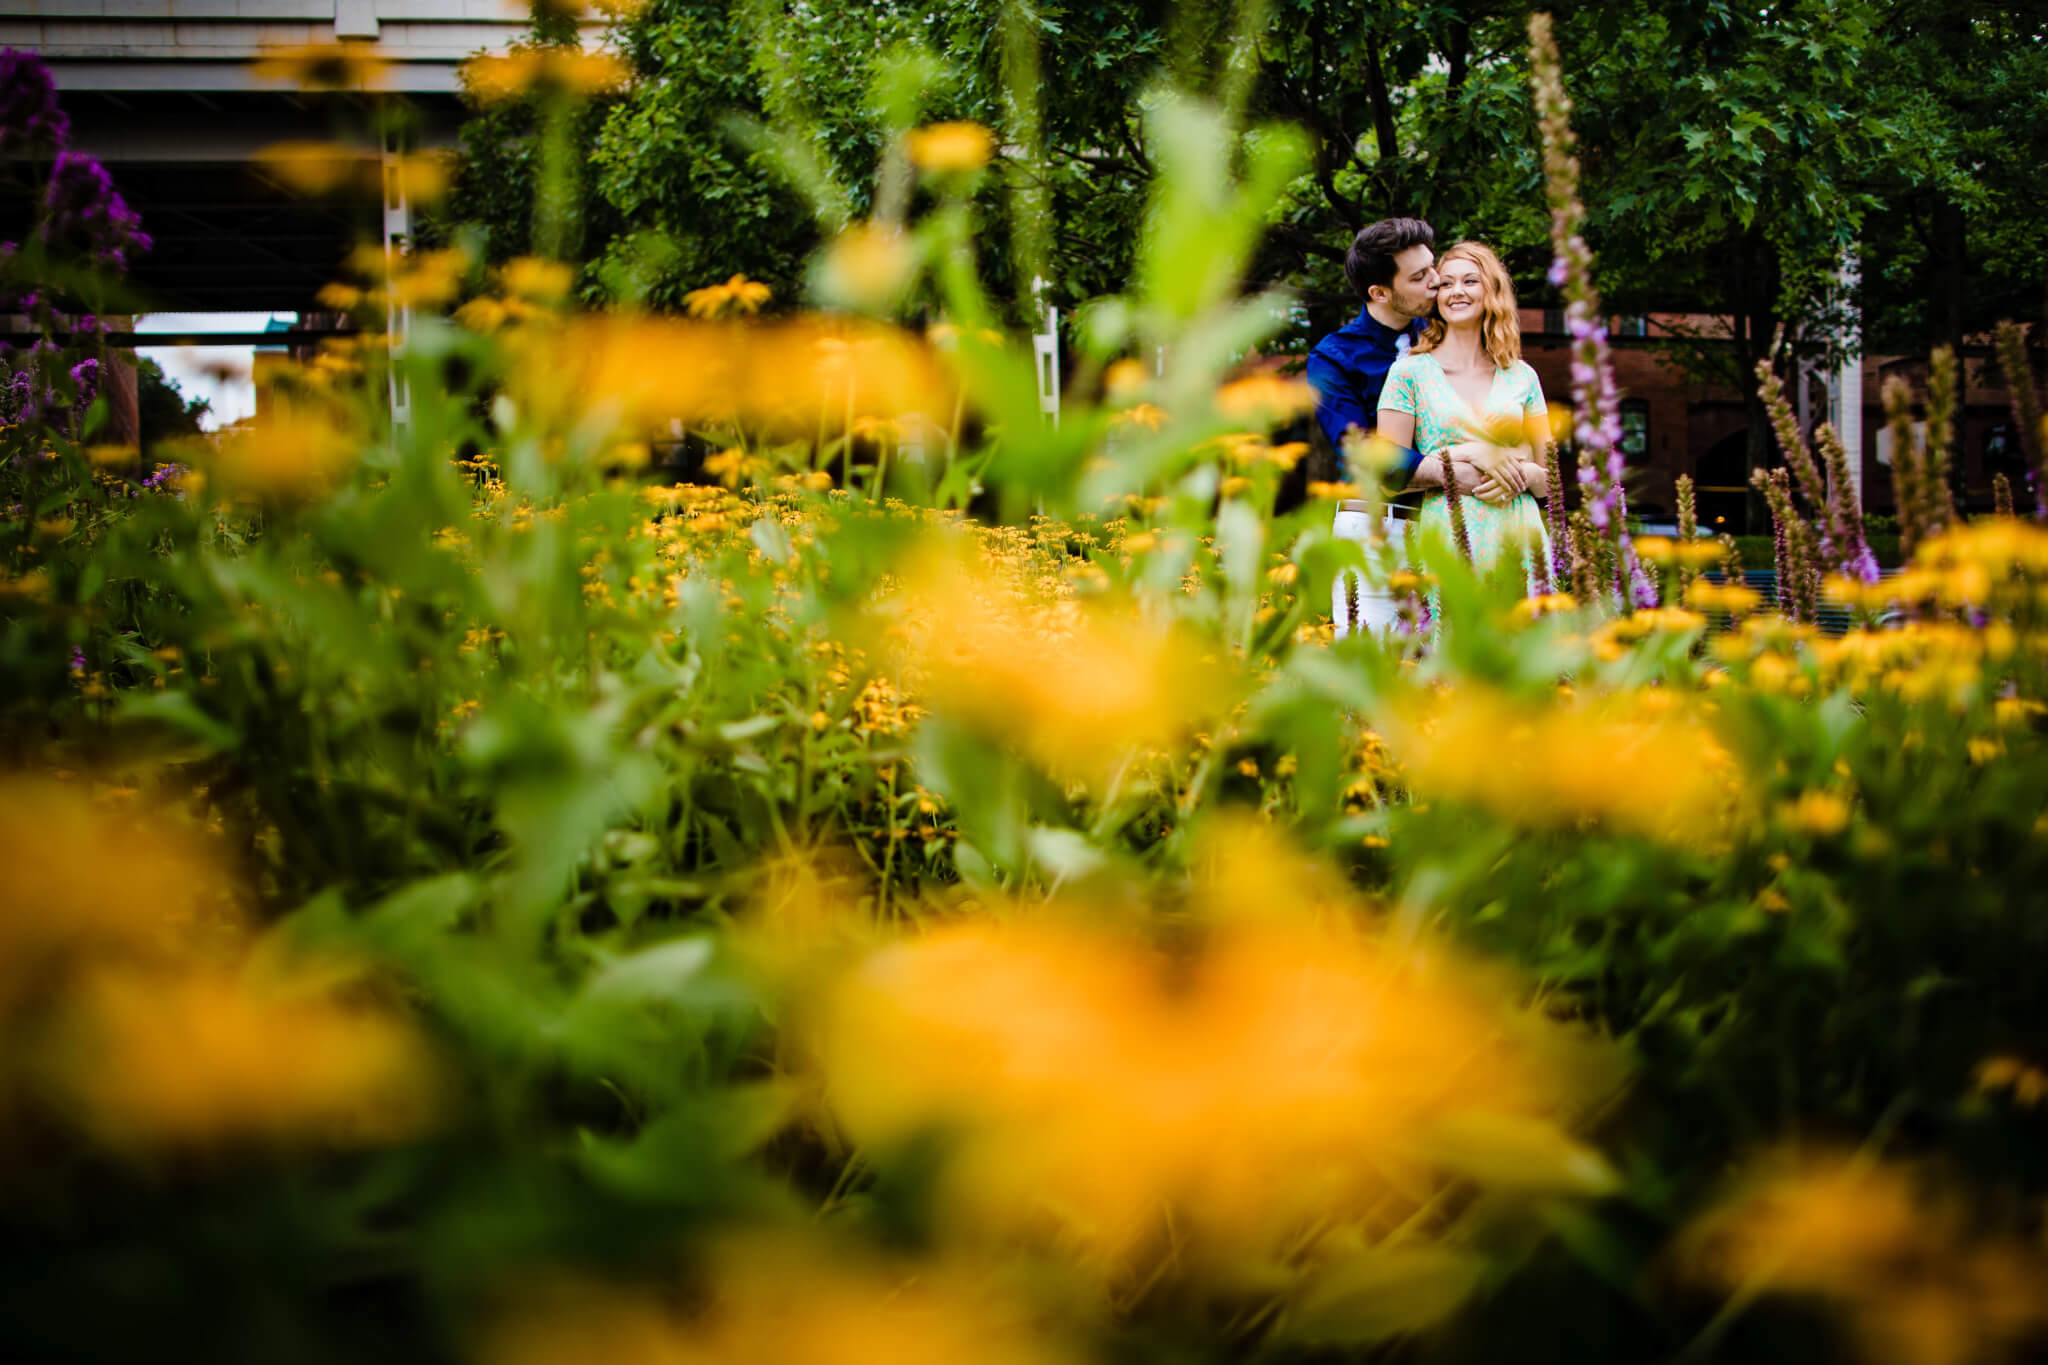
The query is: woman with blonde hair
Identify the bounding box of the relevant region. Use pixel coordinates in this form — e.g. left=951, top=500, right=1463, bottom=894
left=1376, top=241, right=1553, bottom=589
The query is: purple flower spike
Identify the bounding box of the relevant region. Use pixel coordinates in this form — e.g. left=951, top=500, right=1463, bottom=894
left=0, top=49, right=70, bottom=155
left=40, top=149, right=152, bottom=272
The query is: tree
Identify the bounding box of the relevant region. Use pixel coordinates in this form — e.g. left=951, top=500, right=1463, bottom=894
left=134, top=356, right=209, bottom=454
left=1852, top=2, right=2048, bottom=358
left=1539, top=0, right=1890, bottom=524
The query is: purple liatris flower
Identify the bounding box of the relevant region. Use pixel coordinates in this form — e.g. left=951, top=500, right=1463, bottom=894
left=69, top=356, right=98, bottom=406
left=142, top=461, right=191, bottom=493
left=68, top=647, right=85, bottom=676
left=40, top=149, right=152, bottom=272
left=0, top=49, right=70, bottom=154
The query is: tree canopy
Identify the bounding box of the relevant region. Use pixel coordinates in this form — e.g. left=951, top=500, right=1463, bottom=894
left=442, top=0, right=2048, bottom=365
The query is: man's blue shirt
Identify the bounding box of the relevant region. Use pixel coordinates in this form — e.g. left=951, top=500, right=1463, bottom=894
left=1304, top=306, right=1424, bottom=486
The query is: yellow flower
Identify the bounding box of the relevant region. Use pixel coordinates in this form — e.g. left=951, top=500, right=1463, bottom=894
left=905, top=121, right=994, bottom=174
left=684, top=273, right=773, bottom=319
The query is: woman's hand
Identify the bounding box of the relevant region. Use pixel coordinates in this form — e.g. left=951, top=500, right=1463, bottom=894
left=1475, top=460, right=1548, bottom=504
left=1450, top=440, right=1530, bottom=491
left=1452, top=440, right=1530, bottom=503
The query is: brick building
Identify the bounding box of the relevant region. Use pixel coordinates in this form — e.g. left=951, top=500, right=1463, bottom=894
left=1518, top=311, right=2028, bottom=534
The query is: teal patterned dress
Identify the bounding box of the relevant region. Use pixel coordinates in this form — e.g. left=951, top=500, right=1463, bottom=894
left=1378, top=352, right=1552, bottom=593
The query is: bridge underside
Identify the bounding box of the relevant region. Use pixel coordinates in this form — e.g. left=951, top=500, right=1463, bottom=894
left=51, top=89, right=467, bottom=314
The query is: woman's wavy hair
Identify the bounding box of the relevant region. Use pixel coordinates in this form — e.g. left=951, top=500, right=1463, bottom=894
left=1415, top=240, right=1522, bottom=371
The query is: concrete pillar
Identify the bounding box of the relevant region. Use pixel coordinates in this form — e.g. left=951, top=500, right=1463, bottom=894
left=381, top=116, right=412, bottom=428
left=1833, top=252, right=1864, bottom=508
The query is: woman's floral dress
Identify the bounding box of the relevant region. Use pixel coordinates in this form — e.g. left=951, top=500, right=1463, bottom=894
left=1378, top=352, right=1552, bottom=593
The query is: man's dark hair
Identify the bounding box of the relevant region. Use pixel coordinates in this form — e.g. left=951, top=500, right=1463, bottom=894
left=1344, top=218, right=1435, bottom=299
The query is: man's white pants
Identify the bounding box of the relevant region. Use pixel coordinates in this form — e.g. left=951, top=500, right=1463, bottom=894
left=1331, top=502, right=1410, bottom=639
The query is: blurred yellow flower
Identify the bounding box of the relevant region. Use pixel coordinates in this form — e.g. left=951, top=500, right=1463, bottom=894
left=209, top=403, right=359, bottom=498
left=253, top=140, right=363, bottom=196
left=1683, top=1153, right=2048, bottom=1365
left=505, top=316, right=951, bottom=445
left=905, top=121, right=995, bottom=174
left=392, top=151, right=451, bottom=203
left=1510, top=592, right=1578, bottom=623
left=0, top=776, right=238, bottom=1006
left=1380, top=684, right=1745, bottom=844
left=464, top=48, right=631, bottom=104
left=455, top=296, right=510, bottom=333
left=1976, top=1054, right=2048, bottom=1107
left=816, top=911, right=1612, bottom=1282
left=1633, top=535, right=1675, bottom=565
left=1214, top=374, right=1317, bottom=425
left=253, top=42, right=388, bottom=91
left=1103, top=357, right=1148, bottom=403
left=502, top=256, right=576, bottom=304
left=1685, top=579, right=1762, bottom=616
left=485, top=1239, right=1072, bottom=1365
left=1782, top=789, right=1851, bottom=837
left=1112, top=401, right=1168, bottom=431
left=814, top=223, right=918, bottom=314
left=53, top=963, right=440, bottom=1147
left=871, top=545, right=1233, bottom=787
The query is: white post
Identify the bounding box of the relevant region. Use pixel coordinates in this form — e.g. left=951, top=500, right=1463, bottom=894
left=1833, top=251, right=1863, bottom=508
left=1031, top=276, right=1059, bottom=429
left=381, top=119, right=412, bottom=429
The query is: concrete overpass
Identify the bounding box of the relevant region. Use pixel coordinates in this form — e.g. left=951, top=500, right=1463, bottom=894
left=0, top=1, right=537, bottom=311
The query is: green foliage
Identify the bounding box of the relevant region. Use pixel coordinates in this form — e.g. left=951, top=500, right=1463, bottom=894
left=134, top=356, right=210, bottom=452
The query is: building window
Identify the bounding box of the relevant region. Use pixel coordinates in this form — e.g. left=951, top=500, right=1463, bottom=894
left=1542, top=307, right=1565, bottom=335
left=1615, top=315, right=1650, bottom=338
left=1620, top=398, right=1650, bottom=461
